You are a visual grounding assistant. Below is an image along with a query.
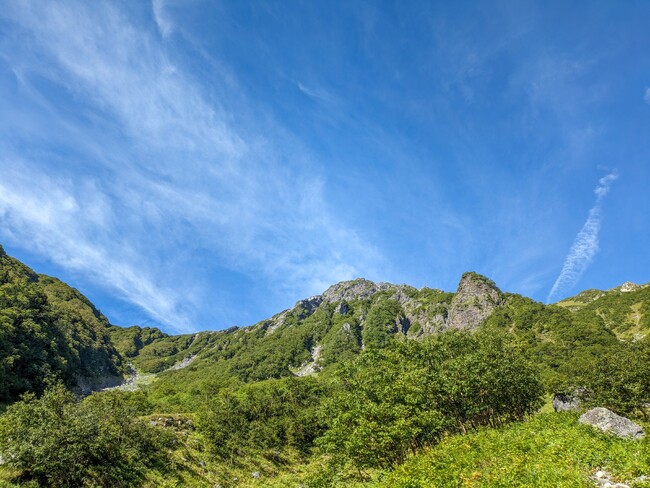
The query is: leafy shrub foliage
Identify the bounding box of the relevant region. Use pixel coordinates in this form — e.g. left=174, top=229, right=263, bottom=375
left=0, top=385, right=171, bottom=487
left=317, top=330, right=544, bottom=471
left=197, top=376, right=328, bottom=462
left=571, top=336, right=650, bottom=418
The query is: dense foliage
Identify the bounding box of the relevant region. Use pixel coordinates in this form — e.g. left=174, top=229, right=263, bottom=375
left=483, top=294, right=619, bottom=392
left=0, top=248, right=123, bottom=402
left=571, top=337, right=650, bottom=418
left=107, top=325, right=168, bottom=360
left=318, top=331, right=543, bottom=471
left=0, top=385, right=171, bottom=487
left=558, top=284, right=650, bottom=337
left=197, top=376, right=328, bottom=462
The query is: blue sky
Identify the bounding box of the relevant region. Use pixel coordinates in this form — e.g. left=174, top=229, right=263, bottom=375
left=1, top=1, right=649, bottom=333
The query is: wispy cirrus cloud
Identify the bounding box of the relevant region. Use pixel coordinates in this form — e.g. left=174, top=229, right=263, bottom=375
left=546, top=172, right=618, bottom=303
left=152, top=0, right=174, bottom=38
left=0, top=159, right=193, bottom=326
left=0, top=1, right=382, bottom=331
left=296, top=81, right=334, bottom=102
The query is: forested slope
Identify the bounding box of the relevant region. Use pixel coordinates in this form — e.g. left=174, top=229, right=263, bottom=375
left=0, top=245, right=124, bottom=402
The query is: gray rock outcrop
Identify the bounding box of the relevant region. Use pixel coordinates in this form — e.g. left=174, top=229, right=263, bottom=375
left=322, top=278, right=391, bottom=303
left=446, top=272, right=503, bottom=330
left=552, top=391, right=583, bottom=412
left=579, top=407, right=645, bottom=439
left=263, top=273, right=505, bottom=338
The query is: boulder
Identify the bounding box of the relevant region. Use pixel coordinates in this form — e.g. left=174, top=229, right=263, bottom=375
left=579, top=407, right=645, bottom=439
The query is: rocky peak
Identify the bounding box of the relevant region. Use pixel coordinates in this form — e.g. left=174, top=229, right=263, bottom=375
left=321, top=278, right=391, bottom=304
left=446, top=272, right=503, bottom=330
left=619, top=281, right=640, bottom=293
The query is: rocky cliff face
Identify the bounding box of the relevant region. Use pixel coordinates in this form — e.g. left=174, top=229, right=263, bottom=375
left=446, top=272, right=504, bottom=330
left=261, top=273, right=503, bottom=340
left=321, top=278, right=392, bottom=303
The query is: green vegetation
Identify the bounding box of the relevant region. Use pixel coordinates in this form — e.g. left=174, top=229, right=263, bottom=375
left=557, top=284, right=650, bottom=338
left=1, top=245, right=650, bottom=487
left=0, top=249, right=123, bottom=403
left=382, top=413, right=650, bottom=487
left=107, top=325, right=168, bottom=360
left=318, top=332, right=542, bottom=473
left=197, top=376, right=328, bottom=462
left=0, top=385, right=172, bottom=487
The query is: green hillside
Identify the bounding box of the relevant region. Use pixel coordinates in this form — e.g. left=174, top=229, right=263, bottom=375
left=557, top=282, right=650, bottom=339
left=0, top=245, right=124, bottom=403
left=1, top=246, right=649, bottom=487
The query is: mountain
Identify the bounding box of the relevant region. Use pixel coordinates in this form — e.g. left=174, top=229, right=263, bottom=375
left=104, top=272, right=508, bottom=404
left=1, top=245, right=650, bottom=487
left=557, top=281, right=650, bottom=339
left=3, top=243, right=649, bottom=407
left=0, top=245, right=124, bottom=402
left=115, top=271, right=648, bottom=411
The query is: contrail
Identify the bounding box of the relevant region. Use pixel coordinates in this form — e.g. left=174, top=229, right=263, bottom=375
left=546, top=172, right=618, bottom=303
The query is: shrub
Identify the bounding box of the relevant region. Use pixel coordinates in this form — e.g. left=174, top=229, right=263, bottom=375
left=0, top=385, right=172, bottom=487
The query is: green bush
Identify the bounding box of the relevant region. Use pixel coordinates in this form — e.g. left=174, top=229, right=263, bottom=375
left=197, top=376, right=328, bottom=462
left=317, top=330, right=544, bottom=473
left=0, top=385, right=172, bottom=487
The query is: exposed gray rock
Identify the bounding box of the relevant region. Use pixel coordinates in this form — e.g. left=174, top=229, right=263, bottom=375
left=168, top=354, right=196, bottom=371
left=388, top=285, right=419, bottom=306
left=591, top=469, right=633, bottom=488
left=322, top=278, right=390, bottom=303
left=446, top=272, right=503, bottom=330
left=79, top=372, right=129, bottom=395
left=397, top=314, right=411, bottom=334
left=263, top=279, right=388, bottom=336
left=295, top=296, right=324, bottom=315
left=579, top=407, right=645, bottom=439
left=552, top=391, right=582, bottom=412
left=618, top=281, right=642, bottom=293
left=294, top=344, right=322, bottom=377
left=335, top=302, right=349, bottom=315
left=263, top=274, right=504, bottom=339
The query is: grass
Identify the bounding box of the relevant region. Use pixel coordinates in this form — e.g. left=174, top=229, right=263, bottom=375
left=378, top=413, right=650, bottom=487
left=3, top=412, right=649, bottom=487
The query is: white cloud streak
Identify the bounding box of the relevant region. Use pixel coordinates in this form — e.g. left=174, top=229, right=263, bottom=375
left=644, top=87, right=650, bottom=105
left=546, top=172, right=618, bottom=302
left=296, top=81, right=333, bottom=102
left=0, top=1, right=382, bottom=331
left=0, top=160, right=192, bottom=326
left=152, top=0, right=174, bottom=38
